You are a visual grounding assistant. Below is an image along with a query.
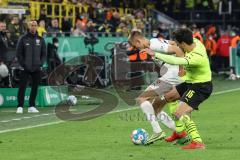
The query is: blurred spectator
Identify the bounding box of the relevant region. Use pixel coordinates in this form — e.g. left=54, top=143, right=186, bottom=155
left=37, top=20, right=47, bottom=37
left=135, top=9, right=145, bottom=20
left=39, top=9, right=50, bottom=26
left=62, top=17, right=73, bottom=36
left=53, top=0, right=63, bottom=3
left=200, top=27, right=206, bottom=40
left=72, top=20, right=86, bottom=37
left=216, top=30, right=232, bottom=69
left=157, top=23, right=170, bottom=39
left=206, top=33, right=218, bottom=74
left=7, top=16, right=22, bottom=47
left=75, top=16, right=88, bottom=32
left=21, top=18, right=28, bottom=33
left=116, top=22, right=128, bottom=36
left=231, top=31, right=240, bottom=48
left=0, top=21, right=10, bottom=87
left=108, top=10, right=121, bottom=32
left=98, top=22, right=111, bottom=33
left=87, top=2, right=97, bottom=20
left=205, top=25, right=217, bottom=40
left=180, top=24, right=187, bottom=29
left=191, top=24, right=203, bottom=43
left=151, top=29, right=160, bottom=38
left=133, top=20, right=145, bottom=32
left=205, top=34, right=217, bottom=56
left=121, top=25, right=130, bottom=37
left=0, top=21, right=8, bottom=64
left=173, top=0, right=185, bottom=12
left=195, top=0, right=210, bottom=10
left=124, top=14, right=134, bottom=30
left=204, top=25, right=217, bottom=73
left=95, top=3, right=106, bottom=25
left=47, top=18, right=62, bottom=37
left=106, top=8, right=113, bottom=21
left=47, top=37, right=62, bottom=73
left=86, top=19, right=96, bottom=32
left=185, top=0, right=194, bottom=10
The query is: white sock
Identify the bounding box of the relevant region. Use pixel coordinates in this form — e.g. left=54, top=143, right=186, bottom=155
left=157, top=111, right=176, bottom=131
left=140, top=101, right=162, bottom=133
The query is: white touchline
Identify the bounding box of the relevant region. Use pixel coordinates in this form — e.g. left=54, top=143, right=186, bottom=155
left=23, top=117, right=32, bottom=119
left=0, top=87, right=240, bottom=134
left=0, top=120, right=11, bottom=123
left=0, top=113, right=55, bottom=123
left=0, top=121, right=63, bottom=134
left=211, top=88, right=240, bottom=95
left=12, top=119, right=21, bottom=121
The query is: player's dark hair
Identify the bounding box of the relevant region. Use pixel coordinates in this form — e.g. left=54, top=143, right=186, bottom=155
left=172, top=28, right=193, bottom=45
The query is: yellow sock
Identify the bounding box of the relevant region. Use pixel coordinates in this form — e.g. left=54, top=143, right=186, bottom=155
left=175, top=120, right=185, bottom=133
left=180, top=115, right=202, bottom=143
left=167, top=101, right=185, bottom=133
left=168, top=101, right=178, bottom=114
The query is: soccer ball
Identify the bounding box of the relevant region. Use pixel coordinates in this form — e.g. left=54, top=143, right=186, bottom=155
left=67, top=95, right=77, bottom=105
left=131, top=128, right=148, bottom=145
left=229, top=73, right=237, bottom=80
left=0, top=63, right=9, bottom=78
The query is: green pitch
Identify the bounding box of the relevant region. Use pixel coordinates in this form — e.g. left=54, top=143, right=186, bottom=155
left=0, top=77, right=240, bottom=160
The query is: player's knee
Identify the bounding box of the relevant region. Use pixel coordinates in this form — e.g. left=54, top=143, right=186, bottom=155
left=165, top=94, right=178, bottom=102
left=173, top=112, right=184, bottom=121
left=136, top=97, right=146, bottom=105
left=164, top=95, right=171, bottom=102
left=164, top=88, right=180, bottom=102
left=173, top=110, right=184, bottom=120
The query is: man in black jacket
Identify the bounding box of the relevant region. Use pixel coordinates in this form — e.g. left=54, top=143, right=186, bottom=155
left=16, top=20, right=46, bottom=113
left=0, top=21, right=8, bottom=63
left=0, top=21, right=10, bottom=87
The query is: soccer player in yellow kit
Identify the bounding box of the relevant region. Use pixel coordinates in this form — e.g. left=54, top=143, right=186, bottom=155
left=128, top=30, right=188, bottom=145
left=142, top=28, right=212, bottom=149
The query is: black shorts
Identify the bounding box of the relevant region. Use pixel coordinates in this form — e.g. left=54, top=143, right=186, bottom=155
left=176, top=81, right=213, bottom=110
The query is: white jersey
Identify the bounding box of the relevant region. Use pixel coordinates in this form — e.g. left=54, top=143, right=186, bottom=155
left=150, top=38, right=183, bottom=85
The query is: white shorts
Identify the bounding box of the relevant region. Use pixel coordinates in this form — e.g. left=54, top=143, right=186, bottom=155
left=146, top=79, right=173, bottom=96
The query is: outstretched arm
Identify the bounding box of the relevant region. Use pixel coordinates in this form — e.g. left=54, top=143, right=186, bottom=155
left=155, top=52, right=188, bottom=65
left=168, top=40, right=177, bottom=46
left=167, top=44, right=186, bottom=77
left=150, top=38, right=184, bottom=56
left=141, top=48, right=188, bottom=65
left=167, top=45, right=185, bottom=57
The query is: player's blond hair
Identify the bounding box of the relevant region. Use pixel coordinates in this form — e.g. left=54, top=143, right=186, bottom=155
left=128, top=30, right=144, bottom=48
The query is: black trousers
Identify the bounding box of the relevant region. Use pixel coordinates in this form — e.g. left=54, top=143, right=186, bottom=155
left=219, top=56, right=229, bottom=70
left=0, top=76, right=10, bottom=87
left=17, top=70, right=41, bottom=107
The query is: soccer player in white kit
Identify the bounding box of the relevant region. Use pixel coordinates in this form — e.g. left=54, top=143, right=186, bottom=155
left=128, top=30, right=187, bottom=145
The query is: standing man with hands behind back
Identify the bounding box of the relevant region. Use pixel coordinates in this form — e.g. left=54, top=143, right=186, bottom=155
left=0, top=21, right=10, bottom=87
left=16, top=20, right=46, bottom=113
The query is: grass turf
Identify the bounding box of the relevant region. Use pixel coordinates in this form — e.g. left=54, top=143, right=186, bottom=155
left=0, top=78, right=240, bottom=160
